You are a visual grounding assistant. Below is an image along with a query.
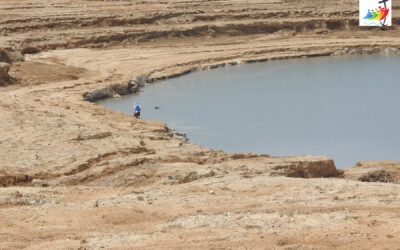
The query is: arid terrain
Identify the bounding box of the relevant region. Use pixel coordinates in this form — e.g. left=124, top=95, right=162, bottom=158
left=1, top=0, right=400, bottom=249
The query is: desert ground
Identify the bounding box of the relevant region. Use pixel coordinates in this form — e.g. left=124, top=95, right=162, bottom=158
left=1, top=0, right=400, bottom=249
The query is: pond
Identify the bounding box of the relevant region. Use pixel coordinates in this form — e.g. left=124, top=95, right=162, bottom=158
left=97, top=55, right=400, bottom=169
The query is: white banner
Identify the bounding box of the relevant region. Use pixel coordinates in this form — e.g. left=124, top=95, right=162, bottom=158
left=360, top=0, right=391, bottom=26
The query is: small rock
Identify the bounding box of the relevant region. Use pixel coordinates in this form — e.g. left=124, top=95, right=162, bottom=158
left=175, top=132, right=189, bottom=142
left=182, top=172, right=199, bottom=183
left=14, top=191, right=22, bottom=198
left=131, top=75, right=147, bottom=87
left=154, top=106, right=160, bottom=110
left=0, top=62, right=13, bottom=86
left=137, top=196, right=144, bottom=201
left=31, top=199, right=43, bottom=205
left=128, top=82, right=139, bottom=93
left=31, top=179, right=49, bottom=187
left=209, top=190, right=215, bottom=195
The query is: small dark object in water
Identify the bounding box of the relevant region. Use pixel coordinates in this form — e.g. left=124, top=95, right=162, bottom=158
left=358, top=170, right=394, bottom=183
left=154, top=106, right=160, bottom=110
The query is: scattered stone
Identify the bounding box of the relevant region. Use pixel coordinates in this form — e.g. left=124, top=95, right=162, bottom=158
left=209, top=189, right=215, bottom=195
left=154, top=106, right=160, bottom=110
left=382, top=48, right=400, bottom=55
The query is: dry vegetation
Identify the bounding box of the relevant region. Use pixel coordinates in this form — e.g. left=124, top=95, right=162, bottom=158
left=359, top=170, right=395, bottom=183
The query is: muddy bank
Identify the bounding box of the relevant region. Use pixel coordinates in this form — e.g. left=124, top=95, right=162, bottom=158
left=84, top=46, right=400, bottom=103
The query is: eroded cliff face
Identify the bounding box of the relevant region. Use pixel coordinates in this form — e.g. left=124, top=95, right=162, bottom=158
left=0, top=0, right=399, bottom=249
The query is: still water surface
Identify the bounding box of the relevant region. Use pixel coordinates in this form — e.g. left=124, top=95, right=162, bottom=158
left=98, top=55, right=400, bottom=169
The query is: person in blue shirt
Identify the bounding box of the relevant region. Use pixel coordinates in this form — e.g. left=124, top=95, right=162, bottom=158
left=133, top=103, right=141, bottom=118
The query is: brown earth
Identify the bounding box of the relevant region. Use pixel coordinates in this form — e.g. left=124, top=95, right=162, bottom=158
left=1, top=0, right=400, bottom=249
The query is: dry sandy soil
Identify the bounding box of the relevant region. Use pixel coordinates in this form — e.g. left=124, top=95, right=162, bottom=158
left=1, top=0, right=400, bottom=249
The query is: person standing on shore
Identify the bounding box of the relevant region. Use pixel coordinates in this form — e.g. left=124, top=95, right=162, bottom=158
left=133, top=103, right=141, bottom=118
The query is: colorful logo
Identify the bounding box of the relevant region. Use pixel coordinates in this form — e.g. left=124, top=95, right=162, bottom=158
left=360, top=0, right=391, bottom=26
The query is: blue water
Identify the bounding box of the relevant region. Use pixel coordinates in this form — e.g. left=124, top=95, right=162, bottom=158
left=98, top=55, right=400, bottom=169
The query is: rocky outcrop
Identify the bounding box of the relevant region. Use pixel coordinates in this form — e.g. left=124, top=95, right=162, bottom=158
left=111, top=80, right=140, bottom=95
left=83, top=86, right=114, bottom=102
left=0, top=49, right=24, bottom=64
left=131, top=75, right=147, bottom=87
left=0, top=63, right=13, bottom=86
left=83, top=75, right=147, bottom=101
left=272, top=158, right=340, bottom=178
left=0, top=49, right=24, bottom=86
left=111, top=83, right=131, bottom=95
